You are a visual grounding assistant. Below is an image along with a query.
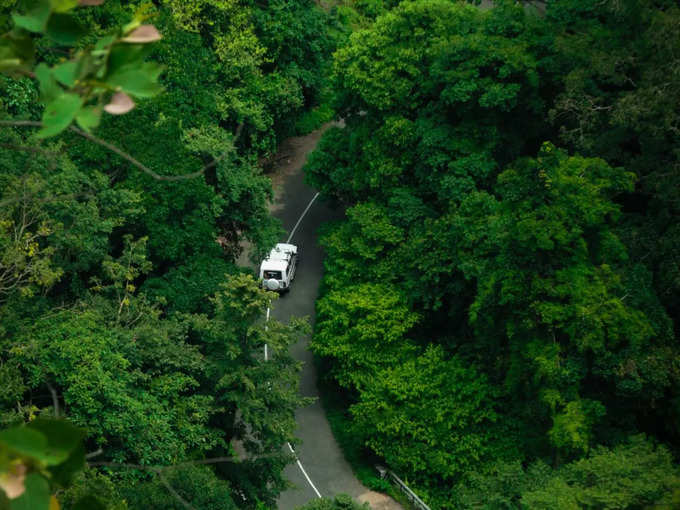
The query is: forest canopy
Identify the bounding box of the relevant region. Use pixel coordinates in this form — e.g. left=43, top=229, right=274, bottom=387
left=1, top=0, right=680, bottom=509
left=0, top=0, right=336, bottom=508
left=307, top=0, right=680, bottom=508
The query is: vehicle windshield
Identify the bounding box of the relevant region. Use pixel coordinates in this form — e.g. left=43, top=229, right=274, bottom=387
left=263, top=270, right=282, bottom=280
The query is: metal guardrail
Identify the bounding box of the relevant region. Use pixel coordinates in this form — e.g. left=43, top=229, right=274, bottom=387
left=376, top=465, right=431, bottom=510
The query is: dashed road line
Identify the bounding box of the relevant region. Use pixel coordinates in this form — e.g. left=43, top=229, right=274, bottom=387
left=287, top=192, right=320, bottom=244
left=287, top=443, right=322, bottom=499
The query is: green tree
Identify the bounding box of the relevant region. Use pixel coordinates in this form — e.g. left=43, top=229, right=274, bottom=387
left=312, top=283, right=419, bottom=391
left=452, top=144, right=670, bottom=457
left=522, top=436, right=680, bottom=510
left=318, top=202, right=405, bottom=289
left=306, top=0, right=546, bottom=206
left=458, top=436, right=680, bottom=510
left=545, top=0, right=680, bottom=348
left=120, top=465, right=237, bottom=510
left=185, top=274, right=310, bottom=506
left=351, top=346, right=517, bottom=505
left=0, top=0, right=337, bottom=506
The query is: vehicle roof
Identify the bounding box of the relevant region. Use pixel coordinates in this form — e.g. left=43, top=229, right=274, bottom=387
left=266, top=243, right=296, bottom=261
left=260, top=243, right=296, bottom=272
left=261, top=259, right=287, bottom=271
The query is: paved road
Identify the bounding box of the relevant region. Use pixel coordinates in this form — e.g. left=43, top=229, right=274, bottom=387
left=268, top=135, right=369, bottom=509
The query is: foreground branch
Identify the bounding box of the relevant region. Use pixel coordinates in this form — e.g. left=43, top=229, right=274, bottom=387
left=0, top=120, right=244, bottom=182
left=88, top=452, right=281, bottom=510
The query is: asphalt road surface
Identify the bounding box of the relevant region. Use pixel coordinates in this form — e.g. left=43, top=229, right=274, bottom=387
left=270, top=138, right=369, bottom=509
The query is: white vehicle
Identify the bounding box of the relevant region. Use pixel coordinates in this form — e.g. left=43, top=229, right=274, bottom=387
left=259, top=243, right=298, bottom=292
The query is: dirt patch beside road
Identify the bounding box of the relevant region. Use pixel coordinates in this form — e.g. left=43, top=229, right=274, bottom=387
left=358, top=491, right=404, bottom=510
left=264, top=122, right=339, bottom=214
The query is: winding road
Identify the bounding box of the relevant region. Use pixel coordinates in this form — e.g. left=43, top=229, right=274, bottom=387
left=264, top=129, right=400, bottom=510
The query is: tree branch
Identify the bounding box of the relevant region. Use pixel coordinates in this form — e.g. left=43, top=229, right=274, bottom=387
left=0, top=120, right=244, bottom=181
left=88, top=456, right=264, bottom=510
left=46, top=382, right=59, bottom=418
left=157, top=471, right=196, bottom=510
left=87, top=452, right=279, bottom=471
left=85, top=449, right=104, bottom=460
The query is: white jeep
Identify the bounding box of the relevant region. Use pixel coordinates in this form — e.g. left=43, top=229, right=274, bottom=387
left=259, top=243, right=298, bottom=292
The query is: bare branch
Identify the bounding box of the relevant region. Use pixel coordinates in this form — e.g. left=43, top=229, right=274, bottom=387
left=46, top=382, right=59, bottom=418
left=157, top=471, right=196, bottom=510
left=88, top=461, right=149, bottom=470
left=85, top=449, right=104, bottom=460
left=87, top=452, right=279, bottom=471
left=0, top=191, right=96, bottom=210
left=88, top=457, right=266, bottom=510
left=0, top=120, right=244, bottom=181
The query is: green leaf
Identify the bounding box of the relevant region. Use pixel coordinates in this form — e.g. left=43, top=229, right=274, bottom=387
left=37, top=93, right=83, bottom=138
left=105, top=43, right=152, bottom=77
left=26, top=419, right=85, bottom=466
left=0, top=427, right=48, bottom=460
left=45, top=14, right=85, bottom=45
left=12, top=0, right=51, bottom=33
left=75, top=106, right=101, bottom=131
left=0, top=40, right=23, bottom=72
left=0, top=488, right=9, bottom=510
left=52, top=61, right=79, bottom=87
left=35, top=63, right=61, bottom=102
left=92, top=34, right=116, bottom=56
left=10, top=474, right=50, bottom=510
left=106, top=62, right=164, bottom=98
left=48, top=441, right=85, bottom=486
left=50, top=0, right=79, bottom=12
left=72, top=495, right=106, bottom=510
left=0, top=31, right=35, bottom=72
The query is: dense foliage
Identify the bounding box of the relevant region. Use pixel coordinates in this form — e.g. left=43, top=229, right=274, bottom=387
left=308, top=0, right=680, bottom=507
left=3, top=0, right=680, bottom=508
left=1, top=0, right=337, bottom=508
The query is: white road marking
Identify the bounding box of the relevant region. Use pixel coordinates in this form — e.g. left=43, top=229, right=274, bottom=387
left=287, top=443, right=322, bottom=498
left=264, top=306, right=322, bottom=498
left=265, top=307, right=270, bottom=360
left=287, top=192, right=320, bottom=243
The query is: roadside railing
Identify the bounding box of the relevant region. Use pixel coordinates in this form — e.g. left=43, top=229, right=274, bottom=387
left=376, top=465, right=431, bottom=510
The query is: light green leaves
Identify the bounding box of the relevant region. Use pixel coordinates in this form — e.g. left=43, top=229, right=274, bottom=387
left=51, top=61, right=78, bottom=87
left=37, top=93, right=83, bottom=138
left=313, top=283, right=419, bottom=390
left=548, top=399, right=606, bottom=454
left=0, top=428, right=48, bottom=462
left=0, top=31, right=35, bottom=73
left=10, top=474, right=49, bottom=510
left=0, top=419, right=85, bottom=509
left=12, top=0, right=84, bottom=44
left=350, top=346, right=509, bottom=481
left=12, top=1, right=52, bottom=33
left=35, top=63, right=60, bottom=102
left=75, top=106, right=102, bottom=130
left=30, top=39, right=164, bottom=136
left=0, top=419, right=84, bottom=467
left=50, top=0, right=80, bottom=13
left=24, top=419, right=85, bottom=466
left=105, top=61, right=163, bottom=98
left=2, top=0, right=164, bottom=137
left=45, top=13, right=85, bottom=45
